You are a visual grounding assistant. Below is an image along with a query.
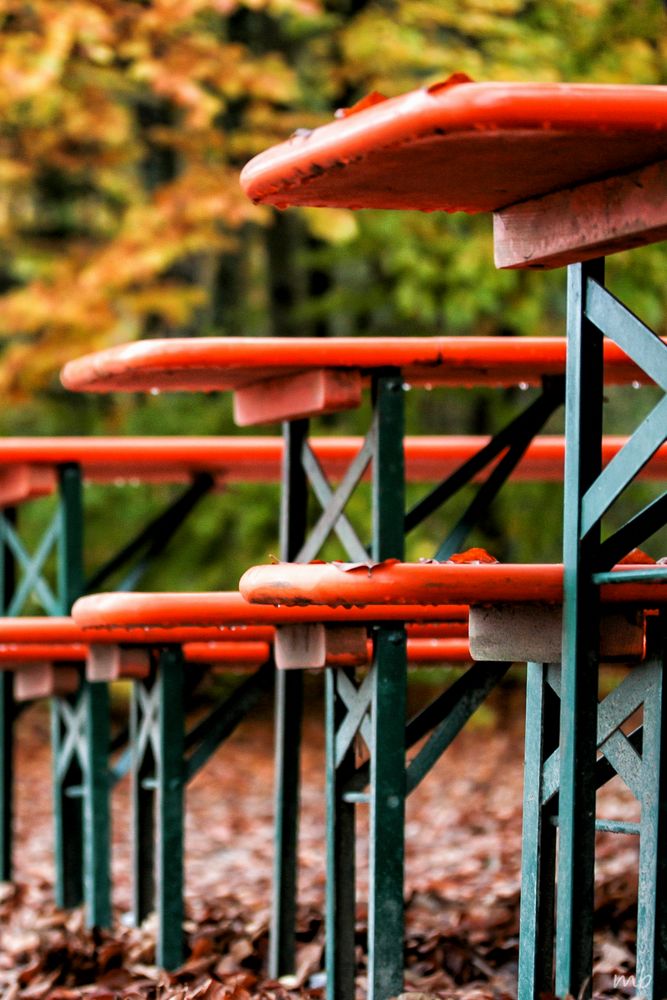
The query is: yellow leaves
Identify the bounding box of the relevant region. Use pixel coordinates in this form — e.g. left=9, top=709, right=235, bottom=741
left=302, top=207, right=358, bottom=246
left=123, top=283, right=208, bottom=324
left=0, top=1, right=114, bottom=107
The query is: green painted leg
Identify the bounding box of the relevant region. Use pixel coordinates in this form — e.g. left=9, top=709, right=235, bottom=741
left=0, top=672, right=13, bottom=881
left=131, top=676, right=156, bottom=927
left=52, top=693, right=84, bottom=909
left=366, top=372, right=406, bottom=1000
left=156, top=647, right=185, bottom=970
left=518, top=662, right=559, bottom=999
left=325, top=668, right=357, bottom=1000
left=367, top=627, right=407, bottom=1000
left=556, top=261, right=604, bottom=999
left=636, top=646, right=667, bottom=997
left=270, top=418, right=309, bottom=976
left=83, top=680, right=111, bottom=928
left=270, top=668, right=303, bottom=977
left=0, top=507, right=15, bottom=884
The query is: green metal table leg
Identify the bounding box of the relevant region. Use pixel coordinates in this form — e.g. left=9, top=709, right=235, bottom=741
left=636, top=628, right=667, bottom=997
left=518, top=662, right=559, bottom=999
left=556, top=260, right=605, bottom=999
left=57, top=463, right=114, bottom=923
left=367, top=626, right=407, bottom=1000
left=83, top=680, right=111, bottom=927
left=367, top=372, right=406, bottom=1000
left=52, top=692, right=84, bottom=909
left=0, top=507, right=16, bottom=882
left=131, top=674, right=157, bottom=927
left=0, top=672, right=13, bottom=882
left=325, top=668, right=357, bottom=1000
left=270, top=420, right=308, bottom=977
left=156, top=646, right=185, bottom=970
left=271, top=668, right=303, bottom=976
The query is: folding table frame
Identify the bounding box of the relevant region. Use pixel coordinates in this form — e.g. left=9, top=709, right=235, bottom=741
left=239, top=78, right=667, bottom=1000
left=520, top=259, right=667, bottom=999
left=0, top=461, right=215, bottom=925
left=272, top=370, right=564, bottom=999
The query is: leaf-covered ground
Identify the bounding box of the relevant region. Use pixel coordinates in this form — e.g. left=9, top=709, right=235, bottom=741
left=0, top=681, right=640, bottom=999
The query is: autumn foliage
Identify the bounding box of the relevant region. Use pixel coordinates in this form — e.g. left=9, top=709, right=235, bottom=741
left=0, top=0, right=665, bottom=399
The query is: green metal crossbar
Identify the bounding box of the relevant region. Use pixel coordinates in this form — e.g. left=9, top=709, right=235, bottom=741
left=516, top=260, right=667, bottom=1000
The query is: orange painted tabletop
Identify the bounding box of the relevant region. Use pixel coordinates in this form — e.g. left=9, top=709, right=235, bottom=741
left=0, top=640, right=271, bottom=666
left=239, top=559, right=667, bottom=608
left=71, top=590, right=468, bottom=630
left=0, top=618, right=467, bottom=659
left=240, top=80, right=667, bottom=213
left=61, top=336, right=660, bottom=395
left=6, top=434, right=667, bottom=484
left=0, top=615, right=275, bottom=644
left=0, top=636, right=471, bottom=669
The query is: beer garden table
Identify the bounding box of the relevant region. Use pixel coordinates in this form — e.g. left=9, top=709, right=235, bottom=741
left=63, top=336, right=662, bottom=989
left=236, top=78, right=667, bottom=1000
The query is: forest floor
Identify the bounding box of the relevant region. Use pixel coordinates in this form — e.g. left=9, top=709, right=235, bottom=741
left=0, top=677, right=640, bottom=999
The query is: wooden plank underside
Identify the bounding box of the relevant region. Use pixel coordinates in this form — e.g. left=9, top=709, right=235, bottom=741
left=493, top=159, right=667, bottom=269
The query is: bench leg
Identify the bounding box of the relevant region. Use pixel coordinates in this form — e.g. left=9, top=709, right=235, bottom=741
left=52, top=691, right=84, bottom=909
left=518, top=662, right=559, bottom=999
left=0, top=672, right=13, bottom=881
left=270, top=668, right=303, bottom=977
left=367, top=627, right=407, bottom=1000
left=83, top=680, right=111, bottom=927
left=367, top=372, right=406, bottom=1000
left=270, top=417, right=309, bottom=977
left=131, top=672, right=157, bottom=926
left=325, top=668, right=357, bottom=1000
left=636, top=644, right=667, bottom=997
left=130, top=649, right=185, bottom=968
left=156, top=646, right=185, bottom=970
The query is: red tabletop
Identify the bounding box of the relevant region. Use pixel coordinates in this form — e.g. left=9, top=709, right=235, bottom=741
left=60, top=336, right=660, bottom=395
left=0, top=615, right=467, bottom=642
left=7, top=435, right=662, bottom=484
left=0, top=615, right=275, bottom=644
left=0, top=640, right=271, bottom=665
left=240, top=80, right=667, bottom=213
left=71, top=590, right=469, bottom=629
left=239, top=559, right=667, bottom=607
left=0, top=636, right=470, bottom=668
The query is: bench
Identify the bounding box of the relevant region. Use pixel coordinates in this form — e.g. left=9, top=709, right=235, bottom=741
left=35, top=593, right=469, bottom=967
left=240, top=555, right=666, bottom=999
left=0, top=431, right=485, bottom=928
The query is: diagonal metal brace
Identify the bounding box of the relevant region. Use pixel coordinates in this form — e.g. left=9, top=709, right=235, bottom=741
left=184, top=661, right=274, bottom=781
left=405, top=376, right=564, bottom=537
left=85, top=473, right=215, bottom=593
left=297, top=436, right=372, bottom=563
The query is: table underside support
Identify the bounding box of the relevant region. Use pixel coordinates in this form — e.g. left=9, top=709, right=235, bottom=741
left=518, top=259, right=667, bottom=999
